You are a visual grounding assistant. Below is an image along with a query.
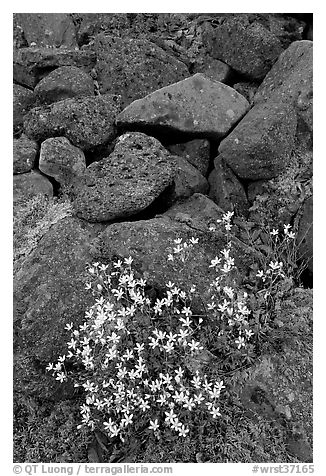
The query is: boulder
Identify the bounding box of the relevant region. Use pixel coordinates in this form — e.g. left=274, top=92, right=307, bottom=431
left=192, top=55, right=232, bottom=83
left=94, top=34, right=190, bottom=108
left=72, top=132, right=176, bottom=222
left=13, top=47, right=96, bottom=89
left=167, top=139, right=210, bottom=176
left=208, top=157, right=249, bottom=216
left=15, top=13, right=77, bottom=48
left=13, top=84, right=35, bottom=134
left=162, top=156, right=209, bottom=206
left=117, top=73, right=250, bottom=141
left=13, top=136, right=38, bottom=174
left=254, top=40, right=313, bottom=133
left=24, top=94, right=121, bottom=150
left=203, top=15, right=283, bottom=80
left=13, top=171, right=53, bottom=202
left=34, top=66, right=94, bottom=105
left=296, top=196, right=313, bottom=274
left=163, top=193, right=225, bottom=231
left=90, top=215, right=261, bottom=299
left=14, top=216, right=104, bottom=399
left=218, top=101, right=297, bottom=180
left=39, top=137, right=86, bottom=185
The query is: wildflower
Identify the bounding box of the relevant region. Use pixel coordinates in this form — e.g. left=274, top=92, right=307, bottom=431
left=270, top=229, right=279, bottom=236
left=161, top=373, right=173, bottom=386
left=166, top=281, right=175, bottom=289
left=214, top=381, right=225, bottom=392
left=163, top=341, right=174, bottom=353
left=167, top=254, right=174, bottom=261
left=183, top=398, right=196, bottom=411
left=209, top=257, right=221, bottom=268
left=153, top=329, right=166, bottom=341
left=166, top=332, right=178, bottom=342
left=67, top=338, right=77, bottom=350
left=287, top=231, right=296, bottom=239
left=191, top=375, right=201, bottom=389
left=269, top=261, right=282, bottom=271
left=65, top=322, right=74, bottom=331
left=124, top=256, right=133, bottom=265
left=283, top=224, right=291, bottom=234
left=139, top=400, right=150, bottom=412
left=181, top=306, right=192, bottom=317
left=148, top=337, right=159, bottom=349
left=149, top=419, right=160, bottom=431
left=179, top=315, right=192, bottom=327
left=190, top=237, right=199, bottom=244
left=188, top=340, right=203, bottom=352
left=157, top=394, right=168, bottom=406
left=134, top=343, right=145, bottom=353
left=113, top=260, right=122, bottom=268
left=178, top=424, right=190, bottom=437
left=235, top=336, right=245, bottom=349
left=122, top=349, right=134, bottom=361
left=174, top=238, right=182, bottom=245
left=165, top=409, right=177, bottom=424
left=56, top=372, right=66, bottom=383
left=245, top=329, right=254, bottom=339
left=46, top=363, right=53, bottom=372
left=210, top=406, right=221, bottom=418
left=194, top=393, right=205, bottom=404
left=171, top=418, right=182, bottom=431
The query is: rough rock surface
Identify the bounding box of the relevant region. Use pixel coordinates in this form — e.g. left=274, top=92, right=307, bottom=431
left=13, top=136, right=38, bottom=174
left=254, top=40, right=313, bottom=133
left=14, top=216, right=104, bottom=399
left=204, top=15, right=283, bottom=80
left=208, top=157, right=249, bottom=216
left=233, top=81, right=260, bottom=105
left=72, top=132, right=176, bottom=222
left=167, top=139, right=210, bottom=176
left=163, top=193, right=225, bottom=231
left=192, top=55, right=232, bottom=83
left=15, top=13, right=78, bottom=48
left=162, top=156, right=209, bottom=206
left=117, top=73, right=250, bottom=141
left=13, top=47, right=96, bottom=89
left=95, top=34, right=190, bottom=108
left=218, top=101, right=297, bottom=180
left=13, top=84, right=35, bottom=134
left=24, top=94, right=121, bottom=150
left=90, top=215, right=261, bottom=298
left=34, top=66, right=94, bottom=105
left=13, top=171, right=53, bottom=202
left=39, top=137, right=86, bottom=184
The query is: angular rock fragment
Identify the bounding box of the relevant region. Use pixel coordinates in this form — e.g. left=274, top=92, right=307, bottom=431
left=117, top=73, right=249, bottom=141
left=13, top=170, right=53, bottom=202
left=254, top=40, right=313, bottom=133
left=13, top=47, right=96, bottom=89
left=15, top=13, right=77, bottom=48
left=13, top=84, right=35, bottom=134
left=94, top=34, right=189, bottom=108
left=72, top=132, right=176, bottom=222
left=218, top=101, right=297, bottom=180
left=24, top=94, right=121, bottom=150
left=13, top=136, right=38, bottom=174
left=204, top=15, right=283, bottom=80
left=208, top=157, right=249, bottom=216
left=39, top=137, right=86, bottom=184
left=34, top=66, right=94, bottom=105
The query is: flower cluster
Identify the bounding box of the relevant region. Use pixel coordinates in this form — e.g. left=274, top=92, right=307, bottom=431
left=47, top=257, right=224, bottom=442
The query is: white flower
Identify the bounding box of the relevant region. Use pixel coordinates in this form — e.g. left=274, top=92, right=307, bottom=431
left=139, top=400, right=150, bottom=412
left=245, top=329, right=254, bottom=339
left=134, top=343, right=145, bottom=353
left=178, top=424, right=189, bottom=437
left=166, top=281, right=175, bottom=289
left=167, top=254, right=174, bottom=261
left=113, top=260, right=122, bottom=268
left=235, top=336, right=245, bottom=349
left=124, top=256, right=133, bottom=265
left=149, top=419, right=160, bottom=431
left=287, top=231, right=295, bottom=239
left=190, top=237, right=199, bottom=244
left=210, top=406, right=221, bottom=419
left=194, top=393, right=205, bottom=405
left=56, top=372, right=66, bottom=383
left=179, top=316, right=192, bottom=327
left=188, top=340, right=203, bottom=352
left=209, top=257, right=221, bottom=268
left=171, top=418, right=182, bottom=432
left=163, top=341, right=174, bottom=353
left=148, top=337, right=159, bottom=349
left=183, top=398, right=196, bottom=410
left=65, top=322, right=74, bottom=331
left=283, top=224, right=291, bottom=234
left=270, top=229, right=279, bottom=236
left=174, top=238, right=182, bottom=245
left=122, top=349, right=134, bottom=361
left=165, top=409, right=177, bottom=424
left=191, top=375, right=201, bottom=389
left=46, top=363, right=53, bottom=372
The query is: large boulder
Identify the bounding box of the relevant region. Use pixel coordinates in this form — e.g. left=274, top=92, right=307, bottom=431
left=72, top=132, right=176, bottom=222
left=167, top=139, right=210, bottom=176
left=94, top=34, right=190, bottom=108
left=13, top=136, right=38, bottom=174
left=13, top=47, right=96, bottom=89
left=90, top=215, right=261, bottom=299
left=218, top=101, right=297, bottom=180
left=13, top=84, right=35, bottom=135
left=14, top=216, right=104, bottom=399
left=254, top=40, right=313, bottom=133
left=117, top=73, right=250, bottom=141
left=34, top=66, right=94, bottom=105
left=24, top=94, right=121, bottom=150
left=14, top=13, right=77, bottom=48
left=13, top=171, right=53, bottom=202
left=39, top=137, right=86, bottom=185
left=208, top=157, right=249, bottom=216
left=192, top=55, right=233, bottom=83
left=203, top=15, right=283, bottom=80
